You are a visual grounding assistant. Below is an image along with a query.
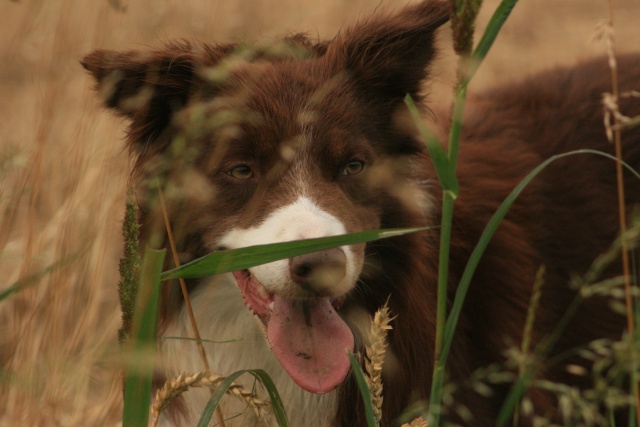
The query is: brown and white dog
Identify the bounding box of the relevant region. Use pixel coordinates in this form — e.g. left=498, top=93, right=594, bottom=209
left=83, top=1, right=640, bottom=425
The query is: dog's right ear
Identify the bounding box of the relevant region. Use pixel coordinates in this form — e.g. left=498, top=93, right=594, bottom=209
left=82, top=43, right=227, bottom=146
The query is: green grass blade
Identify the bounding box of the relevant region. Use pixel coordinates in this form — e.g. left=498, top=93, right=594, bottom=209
left=450, top=0, right=519, bottom=168
left=427, top=361, right=446, bottom=425
left=122, top=248, right=165, bottom=427
left=435, top=194, right=455, bottom=360
left=465, top=0, right=519, bottom=83
left=431, top=149, right=638, bottom=424
left=196, top=369, right=289, bottom=427
left=405, top=94, right=459, bottom=196
left=427, top=4, right=523, bottom=425
left=473, top=0, right=518, bottom=61
left=248, top=369, right=289, bottom=425
left=449, top=0, right=520, bottom=172
left=162, top=227, right=427, bottom=281
left=441, top=149, right=640, bottom=365
left=446, top=83, right=467, bottom=173
left=348, top=351, right=378, bottom=427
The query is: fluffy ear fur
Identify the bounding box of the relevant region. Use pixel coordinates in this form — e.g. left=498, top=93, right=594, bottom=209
left=81, top=43, right=227, bottom=147
left=324, top=0, right=450, bottom=103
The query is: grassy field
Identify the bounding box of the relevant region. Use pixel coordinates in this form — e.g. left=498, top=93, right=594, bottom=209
left=1, top=0, right=639, bottom=425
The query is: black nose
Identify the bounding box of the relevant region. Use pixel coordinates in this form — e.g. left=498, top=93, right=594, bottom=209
left=289, top=248, right=347, bottom=294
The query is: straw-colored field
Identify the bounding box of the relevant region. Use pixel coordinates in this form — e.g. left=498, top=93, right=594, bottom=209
left=1, top=0, right=638, bottom=425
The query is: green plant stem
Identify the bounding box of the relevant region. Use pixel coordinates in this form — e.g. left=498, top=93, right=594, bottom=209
left=432, top=71, right=470, bottom=360
left=435, top=194, right=455, bottom=360
left=429, top=192, right=455, bottom=426
left=447, top=81, right=468, bottom=172
left=428, top=361, right=446, bottom=425
left=122, top=248, right=165, bottom=427
left=428, top=58, right=469, bottom=427
left=428, top=32, right=474, bottom=427
left=428, top=3, right=520, bottom=422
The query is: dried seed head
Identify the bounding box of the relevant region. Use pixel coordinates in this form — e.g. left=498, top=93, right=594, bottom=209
left=151, top=371, right=272, bottom=426
left=364, top=302, right=395, bottom=423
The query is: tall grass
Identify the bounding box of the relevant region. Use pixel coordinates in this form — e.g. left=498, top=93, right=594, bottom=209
left=425, top=1, right=519, bottom=424
left=425, top=1, right=640, bottom=425
left=1, top=1, right=640, bottom=426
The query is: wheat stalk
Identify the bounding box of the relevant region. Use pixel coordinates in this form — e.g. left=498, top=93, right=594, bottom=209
left=364, top=302, right=395, bottom=423
left=151, top=371, right=272, bottom=426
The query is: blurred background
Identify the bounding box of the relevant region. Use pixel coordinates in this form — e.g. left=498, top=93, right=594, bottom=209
left=1, top=0, right=638, bottom=425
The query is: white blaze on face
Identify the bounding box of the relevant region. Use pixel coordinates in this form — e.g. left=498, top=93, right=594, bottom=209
left=218, top=196, right=359, bottom=297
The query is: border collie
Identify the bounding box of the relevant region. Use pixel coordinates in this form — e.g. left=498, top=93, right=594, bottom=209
left=83, top=1, right=640, bottom=425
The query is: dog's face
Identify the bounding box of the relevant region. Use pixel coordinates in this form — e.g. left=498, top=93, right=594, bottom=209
left=83, top=1, right=449, bottom=395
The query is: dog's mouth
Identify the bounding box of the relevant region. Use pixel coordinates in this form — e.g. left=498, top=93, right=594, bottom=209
left=233, top=269, right=354, bottom=394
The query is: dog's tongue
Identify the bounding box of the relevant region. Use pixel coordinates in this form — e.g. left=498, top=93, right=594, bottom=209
left=267, top=295, right=354, bottom=394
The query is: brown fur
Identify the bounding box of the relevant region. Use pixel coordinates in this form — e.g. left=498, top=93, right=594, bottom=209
left=83, top=1, right=640, bottom=425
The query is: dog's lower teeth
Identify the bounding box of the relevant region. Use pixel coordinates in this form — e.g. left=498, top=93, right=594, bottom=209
left=258, top=286, right=269, bottom=299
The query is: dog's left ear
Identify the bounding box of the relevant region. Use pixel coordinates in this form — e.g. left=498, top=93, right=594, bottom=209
left=324, top=0, right=450, bottom=103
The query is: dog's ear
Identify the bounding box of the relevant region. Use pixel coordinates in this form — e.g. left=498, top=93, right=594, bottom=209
left=82, top=43, right=229, bottom=147
left=324, top=0, right=450, bottom=103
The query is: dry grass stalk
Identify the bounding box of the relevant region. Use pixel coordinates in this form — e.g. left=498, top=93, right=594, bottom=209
left=151, top=371, right=272, bottom=426
left=157, top=183, right=228, bottom=425
left=157, top=184, right=209, bottom=366
left=603, top=90, right=640, bottom=135
left=364, top=302, right=395, bottom=423
left=600, top=1, right=640, bottom=423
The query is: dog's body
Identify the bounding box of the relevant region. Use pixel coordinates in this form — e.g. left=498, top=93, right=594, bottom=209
left=83, top=1, right=640, bottom=425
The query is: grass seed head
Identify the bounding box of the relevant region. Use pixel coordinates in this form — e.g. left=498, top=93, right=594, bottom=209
left=364, top=302, right=395, bottom=423
left=151, top=371, right=272, bottom=426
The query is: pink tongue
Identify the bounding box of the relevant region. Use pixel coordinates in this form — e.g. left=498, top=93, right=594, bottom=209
left=267, top=295, right=354, bottom=394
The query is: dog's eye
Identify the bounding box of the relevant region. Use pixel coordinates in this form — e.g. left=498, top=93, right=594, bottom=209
left=342, top=160, right=364, bottom=176
left=227, top=165, right=253, bottom=180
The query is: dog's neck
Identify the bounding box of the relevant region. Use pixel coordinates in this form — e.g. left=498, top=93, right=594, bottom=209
left=158, top=273, right=339, bottom=426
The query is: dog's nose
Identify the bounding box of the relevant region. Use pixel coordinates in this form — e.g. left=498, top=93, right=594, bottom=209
left=289, top=248, right=347, bottom=294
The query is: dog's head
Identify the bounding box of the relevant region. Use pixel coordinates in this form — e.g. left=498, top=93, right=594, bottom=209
left=83, top=0, right=449, bottom=394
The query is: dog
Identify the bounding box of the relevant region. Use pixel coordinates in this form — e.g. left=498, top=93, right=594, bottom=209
left=82, top=0, right=640, bottom=425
